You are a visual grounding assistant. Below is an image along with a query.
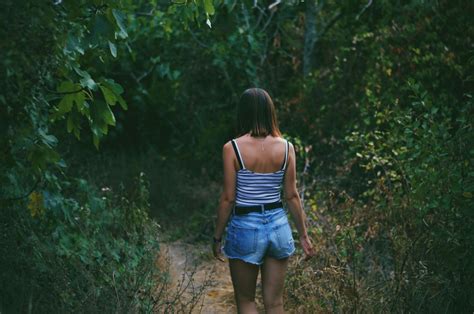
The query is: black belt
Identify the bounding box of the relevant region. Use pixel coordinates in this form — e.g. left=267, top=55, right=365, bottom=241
left=234, top=201, right=283, bottom=216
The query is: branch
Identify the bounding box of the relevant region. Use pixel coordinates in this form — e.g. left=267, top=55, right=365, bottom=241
left=261, top=8, right=275, bottom=32
left=138, top=65, right=157, bottom=82
left=300, top=145, right=312, bottom=205
left=46, top=87, right=85, bottom=95
left=252, top=2, right=268, bottom=30
left=355, top=0, right=373, bottom=20
left=241, top=1, right=251, bottom=30
left=189, top=29, right=210, bottom=48
left=318, top=10, right=343, bottom=40
left=0, top=177, right=41, bottom=202
left=135, top=8, right=155, bottom=17
left=268, top=0, right=281, bottom=11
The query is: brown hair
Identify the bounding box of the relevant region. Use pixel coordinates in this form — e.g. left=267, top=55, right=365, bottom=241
left=236, top=88, right=282, bottom=137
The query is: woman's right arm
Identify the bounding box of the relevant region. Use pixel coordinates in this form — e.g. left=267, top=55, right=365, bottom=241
left=283, top=142, right=315, bottom=260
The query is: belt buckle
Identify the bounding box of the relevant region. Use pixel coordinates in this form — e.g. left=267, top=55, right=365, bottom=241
left=260, top=203, right=265, bottom=213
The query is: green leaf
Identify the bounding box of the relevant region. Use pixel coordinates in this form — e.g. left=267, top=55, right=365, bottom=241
left=73, top=67, right=98, bottom=90
left=112, top=9, right=128, bottom=39
left=102, top=78, right=124, bottom=94
left=203, top=0, right=215, bottom=15
left=74, top=89, right=86, bottom=110
left=92, top=133, right=100, bottom=149
left=100, top=85, right=117, bottom=107
left=100, top=102, right=116, bottom=126
left=99, top=79, right=127, bottom=110
left=38, top=129, right=58, bottom=148
left=54, top=81, right=85, bottom=117
left=57, top=95, right=74, bottom=115
left=65, top=34, right=84, bottom=55
left=73, top=127, right=80, bottom=139
left=67, top=115, right=74, bottom=133
left=108, top=40, right=117, bottom=58
left=90, top=99, right=115, bottom=151
left=56, top=81, right=77, bottom=113
left=80, top=77, right=97, bottom=90
left=118, top=96, right=127, bottom=110
left=65, top=109, right=82, bottom=139
left=73, top=66, right=89, bottom=79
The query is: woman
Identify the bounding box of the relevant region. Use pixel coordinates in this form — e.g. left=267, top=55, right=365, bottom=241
left=212, top=88, right=315, bottom=313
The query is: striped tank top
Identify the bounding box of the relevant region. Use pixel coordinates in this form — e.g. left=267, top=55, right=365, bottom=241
left=231, top=138, right=289, bottom=206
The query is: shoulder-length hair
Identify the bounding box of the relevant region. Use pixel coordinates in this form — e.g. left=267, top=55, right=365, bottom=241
left=236, top=88, right=282, bottom=137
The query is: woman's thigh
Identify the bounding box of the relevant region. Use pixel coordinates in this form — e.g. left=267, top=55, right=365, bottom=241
left=228, top=258, right=260, bottom=301
left=260, top=255, right=289, bottom=306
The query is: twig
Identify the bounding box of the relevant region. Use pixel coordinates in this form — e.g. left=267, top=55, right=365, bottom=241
left=132, top=63, right=158, bottom=84
left=391, top=230, right=426, bottom=312
left=356, top=0, right=373, bottom=20
left=261, top=8, right=275, bottom=33
left=241, top=1, right=251, bottom=29
left=318, top=10, right=343, bottom=40
left=300, top=145, right=312, bottom=205
left=135, top=8, right=155, bottom=17
left=0, top=177, right=41, bottom=201
left=347, top=231, right=359, bottom=312
left=46, top=87, right=85, bottom=95
left=189, top=29, right=210, bottom=48
left=252, top=2, right=267, bottom=30
left=112, top=270, right=121, bottom=310
left=268, top=0, right=281, bottom=10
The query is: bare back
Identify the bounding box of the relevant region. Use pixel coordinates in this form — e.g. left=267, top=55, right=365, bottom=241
left=233, top=134, right=287, bottom=173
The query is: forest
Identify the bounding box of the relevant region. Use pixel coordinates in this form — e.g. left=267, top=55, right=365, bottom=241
left=1, top=0, right=473, bottom=312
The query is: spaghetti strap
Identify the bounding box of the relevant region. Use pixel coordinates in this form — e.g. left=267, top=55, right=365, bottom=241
left=231, top=139, right=245, bottom=170
left=233, top=138, right=287, bottom=206
left=281, top=140, right=289, bottom=170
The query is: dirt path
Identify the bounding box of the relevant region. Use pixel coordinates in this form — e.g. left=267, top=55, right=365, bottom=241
left=157, top=240, right=239, bottom=313
left=156, top=240, right=300, bottom=313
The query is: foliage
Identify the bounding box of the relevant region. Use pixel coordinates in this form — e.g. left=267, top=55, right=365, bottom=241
left=1, top=0, right=473, bottom=311
left=0, top=173, right=159, bottom=312
left=284, top=1, right=474, bottom=312
left=0, top=0, right=216, bottom=311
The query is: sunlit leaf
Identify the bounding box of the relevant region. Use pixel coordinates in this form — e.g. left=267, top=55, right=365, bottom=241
left=108, top=40, right=117, bottom=58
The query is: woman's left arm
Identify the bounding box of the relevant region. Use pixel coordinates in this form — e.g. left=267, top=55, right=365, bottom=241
left=213, top=141, right=236, bottom=261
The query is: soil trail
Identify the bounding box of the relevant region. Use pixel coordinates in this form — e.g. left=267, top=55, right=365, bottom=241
left=157, top=240, right=239, bottom=313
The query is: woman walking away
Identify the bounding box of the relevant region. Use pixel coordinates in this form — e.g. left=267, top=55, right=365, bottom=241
left=212, top=88, right=315, bottom=313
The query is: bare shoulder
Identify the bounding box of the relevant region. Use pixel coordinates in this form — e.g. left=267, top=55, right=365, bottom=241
left=223, top=140, right=233, bottom=151
left=287, top=140, right=294, bottom=149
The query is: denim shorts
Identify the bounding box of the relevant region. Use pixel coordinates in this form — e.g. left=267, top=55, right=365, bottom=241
left=222, top=206, right=296, bottom=265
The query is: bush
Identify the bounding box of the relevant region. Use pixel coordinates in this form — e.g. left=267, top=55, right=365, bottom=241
left=285, top=84, right=474, bottom=312
left=0, top=173, right=162, bottom=312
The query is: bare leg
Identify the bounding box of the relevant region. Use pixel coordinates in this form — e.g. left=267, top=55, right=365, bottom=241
left=228, top=258, right=260, bottom=314
left=261, top=256, right=289, bottom=314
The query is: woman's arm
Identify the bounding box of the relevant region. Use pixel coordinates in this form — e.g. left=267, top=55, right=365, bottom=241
left=283, top=142, right=315, bottom=259
left=213, top=141, right=236, bottom=261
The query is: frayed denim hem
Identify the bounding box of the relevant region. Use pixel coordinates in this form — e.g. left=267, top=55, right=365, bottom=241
left=270, top=246, right=296, bottom=260
left=222, top=247, right=263, bottom=265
